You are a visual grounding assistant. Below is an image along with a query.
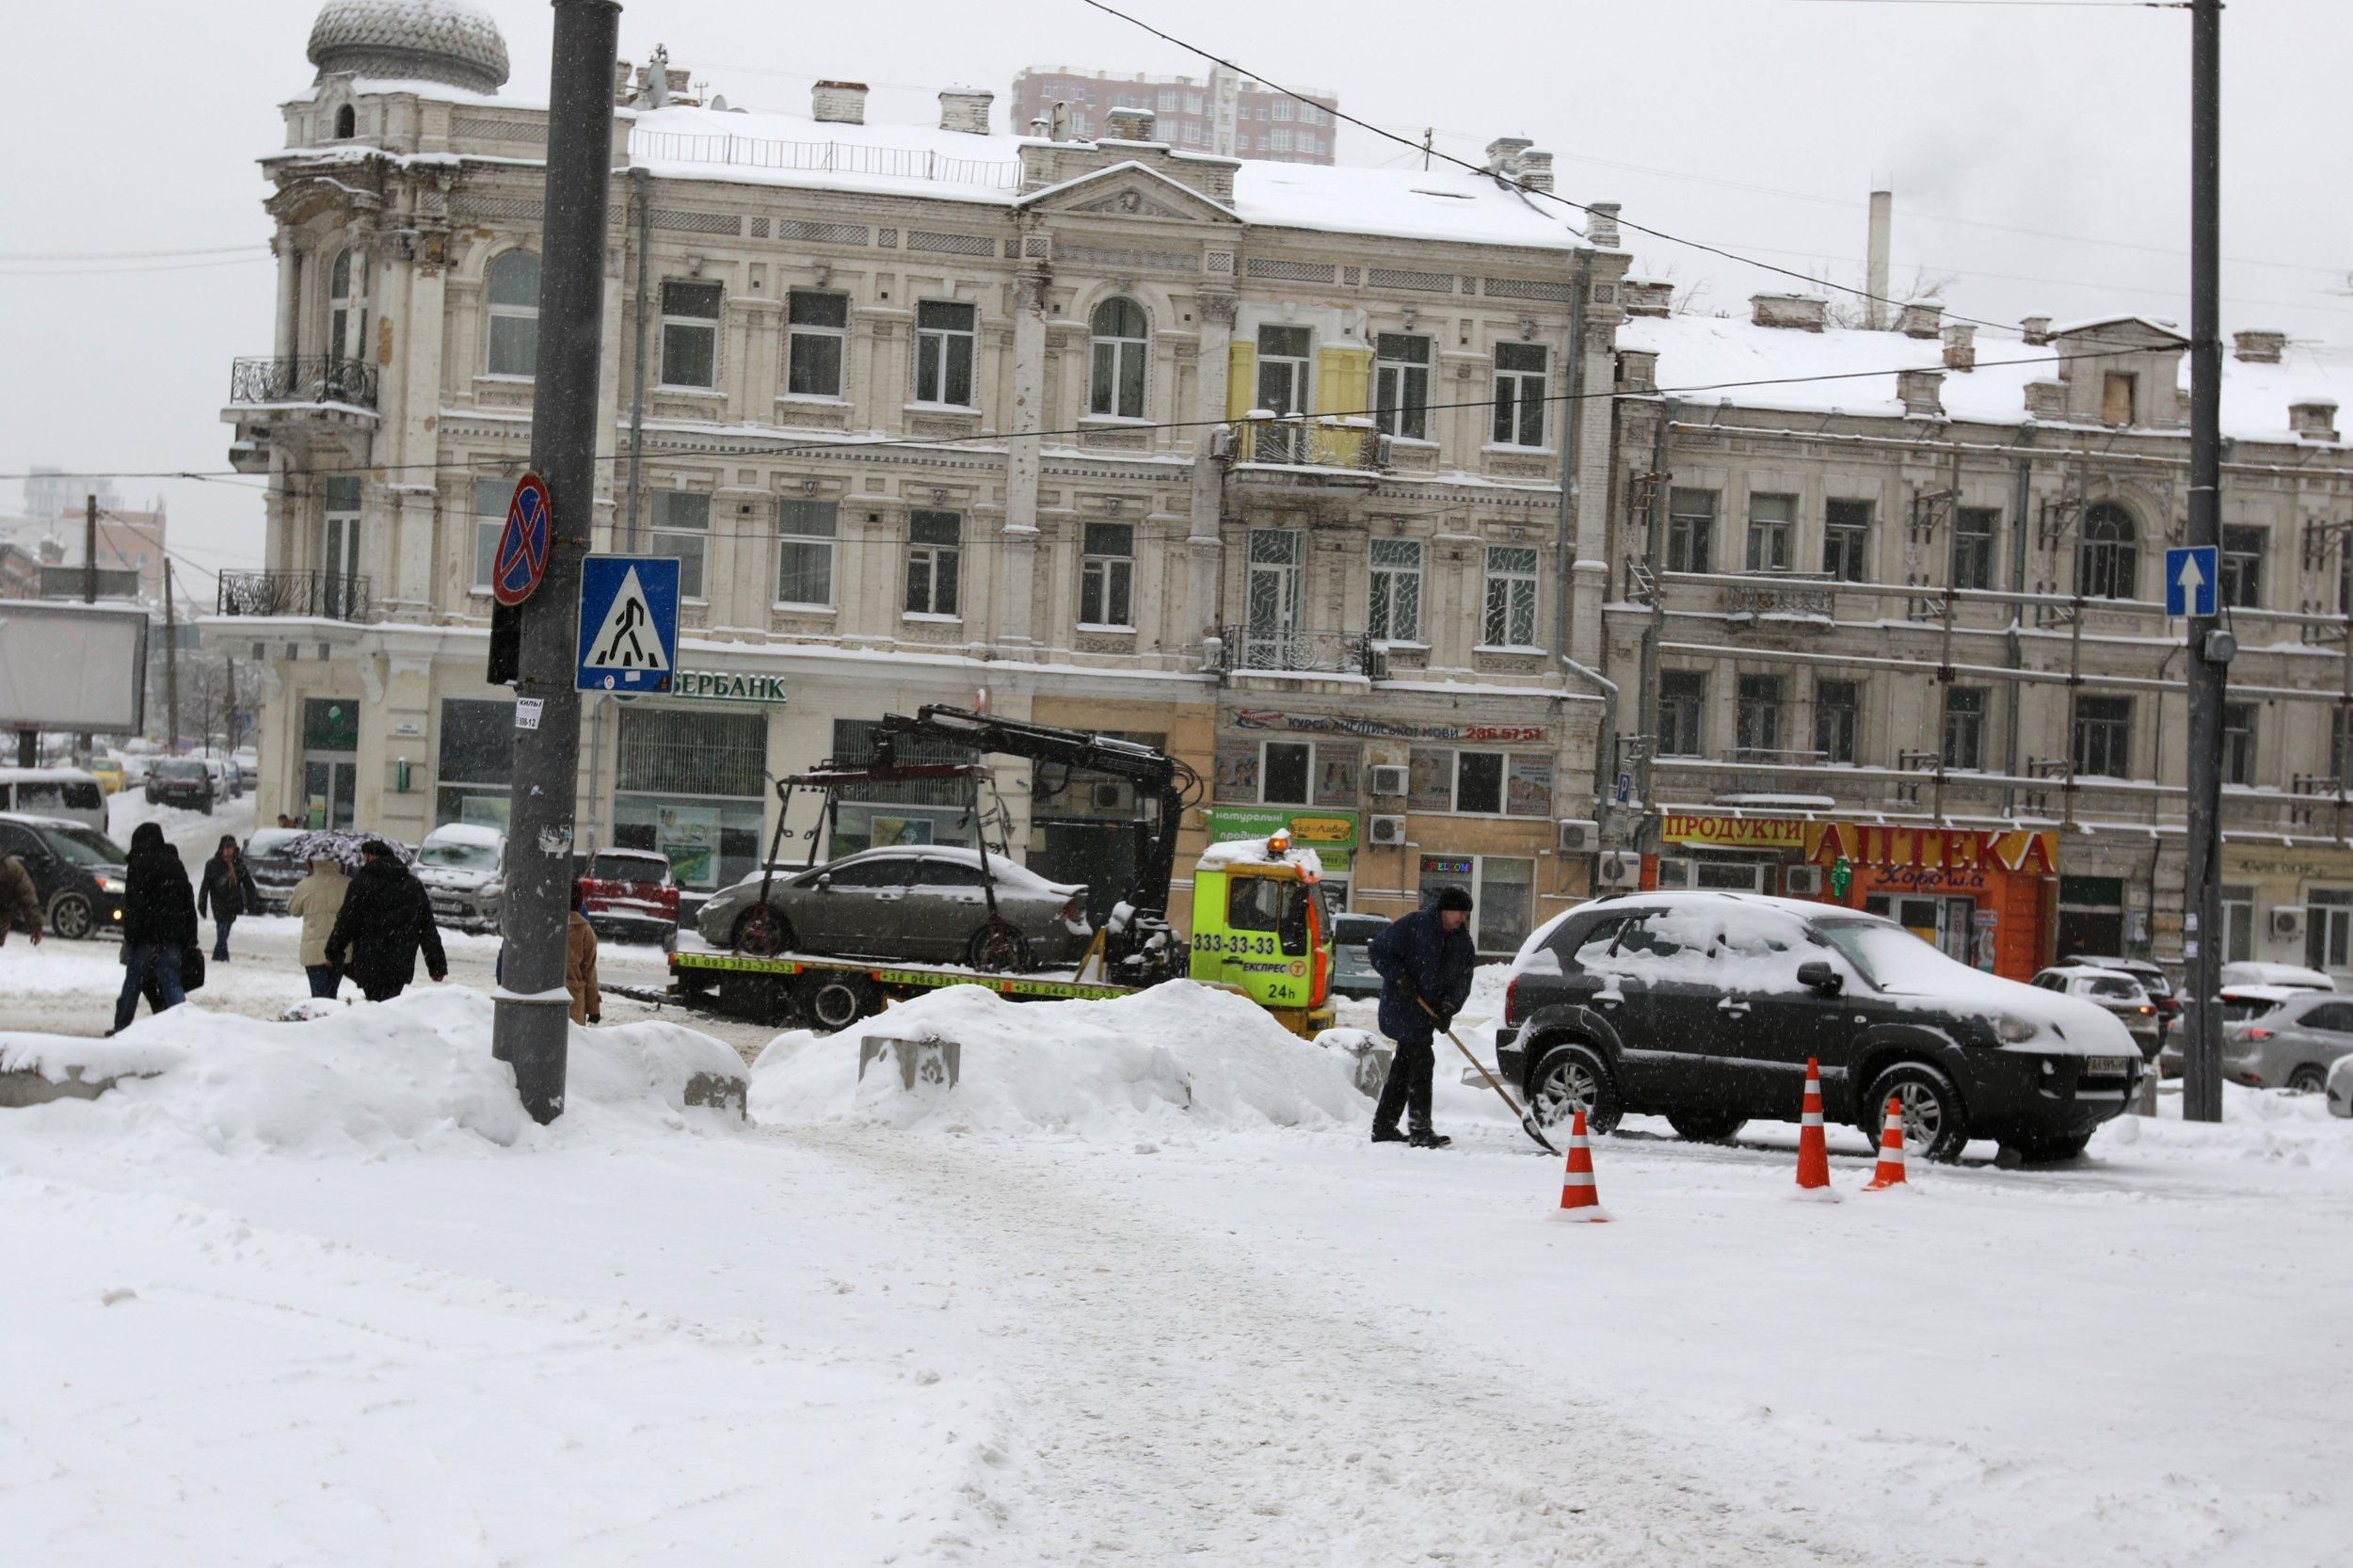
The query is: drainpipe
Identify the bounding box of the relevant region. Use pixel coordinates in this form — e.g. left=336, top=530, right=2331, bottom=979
left=2002, top=430, right=2036, bottom=817
left=1636, top=400, right=1677, bottom=824
left=1552, top=248, right=1617, bottom=816
left=623, top=165, right=651, bottom=550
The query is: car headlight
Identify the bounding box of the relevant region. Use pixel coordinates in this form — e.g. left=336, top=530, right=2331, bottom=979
left=96, top=875, right=125, bottom=894
left=1995, top=1013, right=2040, bottom=1045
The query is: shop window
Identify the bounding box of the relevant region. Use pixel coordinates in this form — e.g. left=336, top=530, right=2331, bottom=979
left=2073, top=695, right=2134, bottom=778
left=1374, top=333, right=1431, bottom=440
left=1659, top=670, right=1706, bottom=757
left=1952, top=507, right=1998, bottom=592
left=1368, top=537, right=1422, bottom=642
left=1401, top=748, right=1550, bottom=816
left=2221, top=703, right=2255, bottom=787
left=1815, top=678, right=1859, bottom=764
left=776, top=498, right=837, bottom=608
left=1944, top=686, right=1987, bottom=770
left=1457, top=751, right=1505, bottom=815
left=660, top=280, right=722, bottom=389
left=1735, top=674, right=1785, bottom=759
left=651, top=490, right=710, bottom=600
left=1667, top=488, right=1716, bottom=574
left=615, top=708, right=769, bottom=889
left=1823, top=499, right=1870, bottom=583
left=915, top=301, right=977, bottom=406
left=435, top=697, right=514, bottom=828
left=787, top=290, right=849, bottom=397
left=1262, top=741, right=1312, bottom=806
left=1746, top=493, right=1795, bottom=572
left=1417, top=854, right=1533, bottom=955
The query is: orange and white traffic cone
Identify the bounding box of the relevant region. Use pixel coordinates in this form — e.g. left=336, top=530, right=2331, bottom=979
left=1789, top=1056, right=1842, bottom=1202
left=1863, top=1095, right=1910, bottom=1192
left=1556, top=1109, right=1612, bottom=1223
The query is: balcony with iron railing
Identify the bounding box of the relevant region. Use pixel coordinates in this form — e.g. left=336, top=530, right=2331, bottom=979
left=1231, top=416, right=1385, bottom=474
left=1721, top=573, right=1837, bottom=623
left=216, top=569, right=375, bottom=623
left=1216, top=626, right=1387, bottom=680
left=228, top=356, right=379, bottom=411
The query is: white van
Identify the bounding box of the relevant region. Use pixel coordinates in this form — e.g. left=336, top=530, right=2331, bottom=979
left=0, top=768, right=108, bottom=831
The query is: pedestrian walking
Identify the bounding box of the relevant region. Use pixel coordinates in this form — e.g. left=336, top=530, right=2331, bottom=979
left=1367, top=885, right=1479, bottom=1148
left=285, top=854, right=351, bottom=999
left=198, top=834, right=261, bottom=962
left=567, top=883, right=602, bottom=1025
left=113, top=822, right=198, bottom=1034
left=324, top=839, right=447, bottom=1002
left=1, top=845, right=43, bottom=948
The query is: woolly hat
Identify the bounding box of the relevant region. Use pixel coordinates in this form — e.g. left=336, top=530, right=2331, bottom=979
left=1433, top=885, right=1474, bottom=912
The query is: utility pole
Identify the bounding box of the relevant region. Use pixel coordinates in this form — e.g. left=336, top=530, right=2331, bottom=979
left=163, top=563, right=181, bottom=753
left=490, top=0, right=622, bottom=1124
left=79, top=493, right=97, bottom=759
left=2182, top=0, right=2228, bottom=1123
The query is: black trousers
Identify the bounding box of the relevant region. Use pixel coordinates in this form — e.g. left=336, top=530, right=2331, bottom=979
left=1373, top=1034, right=1435, bottom=1134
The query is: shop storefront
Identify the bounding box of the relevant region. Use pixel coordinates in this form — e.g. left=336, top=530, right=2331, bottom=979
left=612, top=706, right=769, bottom=892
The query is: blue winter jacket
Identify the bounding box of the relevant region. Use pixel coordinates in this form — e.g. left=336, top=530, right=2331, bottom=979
left=1369, top=906, right=1478, bottom=1044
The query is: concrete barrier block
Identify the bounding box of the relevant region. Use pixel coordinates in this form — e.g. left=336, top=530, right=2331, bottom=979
left=857, top=1035, right=960, bottom=1092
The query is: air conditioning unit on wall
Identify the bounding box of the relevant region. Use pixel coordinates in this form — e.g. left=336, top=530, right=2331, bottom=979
left=1557, top=818, right=1598, bottom=853
left=1595, top=850, right=1641, bottom=888
left=1369, top=764, right=1408, bottom=798
left=2271, top=906, right=2305, bottom=940
left=1369, top=814, right=1407, bottom=846
left=1784, top=864, right=1824, bottom=897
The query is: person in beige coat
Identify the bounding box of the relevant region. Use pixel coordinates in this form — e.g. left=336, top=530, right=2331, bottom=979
left=567, top=881, right=601, bottom=1025
left=285, top=856, right=350, bottom=999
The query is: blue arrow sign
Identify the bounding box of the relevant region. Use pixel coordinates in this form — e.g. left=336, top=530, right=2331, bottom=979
left=576, top=555, right=680, bottom=694
left=2165, top=545, right=2218, bottom=617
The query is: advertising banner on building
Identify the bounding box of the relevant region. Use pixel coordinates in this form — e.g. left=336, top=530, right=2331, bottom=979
left=1203, top=807, right=1358, bottom=871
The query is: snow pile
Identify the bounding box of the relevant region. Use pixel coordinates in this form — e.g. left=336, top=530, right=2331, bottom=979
left=749, top=980, right=1365, bottom=1136
left=2102, top=1082, right=2353, bottom=1169
left=1, top=986, right=744, bottom=1159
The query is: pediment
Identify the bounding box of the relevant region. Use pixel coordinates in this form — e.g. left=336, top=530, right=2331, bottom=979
left=1019, top=161, right=1240, bottom=226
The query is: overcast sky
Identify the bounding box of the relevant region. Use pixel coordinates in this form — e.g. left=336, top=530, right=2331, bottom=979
left=4, top=0, right=2346, bottom=587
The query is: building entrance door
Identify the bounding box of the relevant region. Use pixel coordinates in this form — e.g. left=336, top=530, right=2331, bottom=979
left=302, top=756, right=357, bottom=829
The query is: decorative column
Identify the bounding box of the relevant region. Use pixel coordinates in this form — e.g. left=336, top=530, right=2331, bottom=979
left=1000, top=268, right=1047, bottom=654
left=1187, top=292, right=1237, bottom=648
left=272, top=224, right=304, bottom=360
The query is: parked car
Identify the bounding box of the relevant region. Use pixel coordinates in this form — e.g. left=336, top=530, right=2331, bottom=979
left=2195, top=989, right=2353, bottom=1093
left=696, top=847, right=1093, bottom=969
left=413, top=823, right=505, bottom=931
left=203, top=757, right=241, bottom=802
left=2031, top=967, right=2162, bottom=1059
left=2218, top=961, right=2334, bottom=992
left=2158, top=984, right=2305, bottom=1078
left=232, top=747, right=260, bottom=790
left=240, top=825, right=313, bottom=914
left=2054, top=953, right=2177, bottom=1018
left=85, top=759, right=126, bottom=795
left=0, top=811, right=128, bottom=939
left=0, top=768, right=107, bottom=831
left=145, top=758, right=215, bottom=812
left=579, top=849, right=680, bottom=947
left=113, top=753, right=152, bottom=790
left=1330, top=912, right=1390, bottom=1000
left=1495, top=891, right=2143, bottom=1163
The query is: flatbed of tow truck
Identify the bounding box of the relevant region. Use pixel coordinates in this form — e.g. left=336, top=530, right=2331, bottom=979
left=664, top=937, right=1147, bottom=1032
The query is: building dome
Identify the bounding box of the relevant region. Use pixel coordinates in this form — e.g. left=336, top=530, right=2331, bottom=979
left=307, top=0, right=509, bottom=94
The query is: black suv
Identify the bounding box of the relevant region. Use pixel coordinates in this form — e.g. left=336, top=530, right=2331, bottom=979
left=1496, top=891, right=2143, bottom=1162
left=0, top=811, right=129, bottom=939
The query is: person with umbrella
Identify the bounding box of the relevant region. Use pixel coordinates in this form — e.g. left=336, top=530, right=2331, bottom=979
left=325, top=839, right=448, bottom=1002
left=286, top=853, right=352, bottom=999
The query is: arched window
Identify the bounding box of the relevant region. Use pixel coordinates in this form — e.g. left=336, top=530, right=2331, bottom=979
left=334, top=104, right=356, bottom=139
left=2076, top=503, right=2138, bottom=600
left=328, top=245, right=367, bottom=366
left=1089, top=296, right=1148, bottom=420
left=486, top=250, right=540, bottom=377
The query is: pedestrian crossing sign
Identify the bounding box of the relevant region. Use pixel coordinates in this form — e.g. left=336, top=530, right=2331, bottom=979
left=575, top=554, right=680, bottom=694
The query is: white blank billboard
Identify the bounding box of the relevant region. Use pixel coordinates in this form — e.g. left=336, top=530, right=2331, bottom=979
left=0, top=599, right=149, bottom=733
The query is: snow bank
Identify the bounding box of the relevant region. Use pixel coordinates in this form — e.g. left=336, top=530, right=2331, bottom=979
left=0, top=986, right=744, bottom=1159
left=749, top=980, right=1365, bottom=1137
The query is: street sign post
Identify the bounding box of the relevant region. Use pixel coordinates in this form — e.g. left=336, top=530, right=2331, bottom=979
left=491, top=473, right=553, bottom=607
left=575, top=555, right=680, bottom=694
left=2166, top=544, right=2218, bottom=618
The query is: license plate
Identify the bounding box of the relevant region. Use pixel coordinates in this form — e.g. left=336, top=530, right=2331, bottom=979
left=2085, top=1056, right=2137, bottom=1077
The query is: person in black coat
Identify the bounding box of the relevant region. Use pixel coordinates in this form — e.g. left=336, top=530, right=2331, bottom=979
left=324, top=840, right=449, bottom=1002
left=1368, top=885, right=1479, bottom=1148
left=198, top=834, right=262, bottom=963
left=113, top=822, right=199, bottom=1034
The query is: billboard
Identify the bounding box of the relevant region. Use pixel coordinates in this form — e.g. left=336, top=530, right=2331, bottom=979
left=0, top=599, right=149, bottom=732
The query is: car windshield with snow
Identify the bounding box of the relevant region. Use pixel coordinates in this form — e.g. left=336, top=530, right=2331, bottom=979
left=1495, top=891, right=2143, bottom=1162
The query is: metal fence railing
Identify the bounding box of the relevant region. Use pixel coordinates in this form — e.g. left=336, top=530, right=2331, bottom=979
left=216, top=569, right=374, bottom=622
left=630, top=129, right=1022, bottom=192
left=228, top=356, right=379, bottom=410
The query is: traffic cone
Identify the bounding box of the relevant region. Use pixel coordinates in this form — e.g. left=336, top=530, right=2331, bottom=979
left=1789, top=1056, right=1842, bottom=1202
left=1556, top=1109, right=1612, bottom=1223
left=1863, top=1095, right=1910, bottom=1192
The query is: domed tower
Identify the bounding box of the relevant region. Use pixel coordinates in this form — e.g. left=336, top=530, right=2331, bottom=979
left=306, top=0, right=510, bottom=95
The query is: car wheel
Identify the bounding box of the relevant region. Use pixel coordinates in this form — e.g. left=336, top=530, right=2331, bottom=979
left=2003, top=1130, right=2092, bottom=1163
left=1528, top=1041, right=1622, bottom=1134
left=48, top=891, right=95, bottom=940
left=2287, top=1064, right=2328, bottom=1094
left=1666, top=1111, right=1747, bottom=1144
left=732, top=905, right=792, bottom=959
left=802, top=973, right=875, bottom=1033
left=965, top=919, right=1033, bottom=973
left=1863, top=1061, right=1970, bottom=1163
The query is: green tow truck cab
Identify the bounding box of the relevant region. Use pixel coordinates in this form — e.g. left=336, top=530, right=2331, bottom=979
left=1187, top=830, right=1336, bottom=1038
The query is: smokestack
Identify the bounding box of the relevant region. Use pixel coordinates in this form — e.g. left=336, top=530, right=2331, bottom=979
left=1865, top=188, right=1893, bottom=332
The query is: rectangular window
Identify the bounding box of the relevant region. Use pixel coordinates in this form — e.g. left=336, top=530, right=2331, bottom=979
left=1256, top=325, right=1310, bottom=414
left=471, top=478, right=509, bottom=592
left=2220, top=526, right=2265, bottom=610
left=1080, top=520, right=1134, bottom=628
left=1481, top=546, right=1540, bottom=648
left=1374, top=333, right=1431, bottom=440
left=1491, top=343, right=1547, bottom=448
left=1953, top=506, right=1998, bottom=591
left=775, top=498, right=837, bottom=607
left=1456, top=751, right=1505, bottom=815
left=1823, top=499, right=1871, bottom=583
left=1747, top=493, right=1796, bottom=571
left=1816, top=678, right=1859, bottom=764
left=2102, top=371, right=2137, bottom=426
left=905, top=510, right=962, bottom=616
left=2222, top=884, right=2254, bottom=965
left=915, top=300, right=977, bottom=406
left=1507, top=755, right=1554, bottom=817
left=2310, top=889, right=2353, bottom=973
left=2074, top=694, right=2134, bottom=777
left=1272, top=100, right=1293, bottom=120
left=1735, top=673, right=1785, bottom=758
left=650, top=490, right=710, bottom=600
left=1271, top=128, right=1292, bottom=152
left=2222, top=701, right=2255, bottom=787
left=1243, top=527, right=1303, bottom=662
left=1368, top=537, right=1422, bottom=642
left=660, top=280, right=721, bottom=389
left=1945, top=686, right=1987, bottom=770
left=786, top=290, right=848, bottom=397
left=1185, top=92, right=1203, bottom=114
left=1667, top=488, right=1717, bottom=575
left=1158, top=89, right=1178, bottom=111
left=435, top=696, right=514, bottom=827
left=1660, top=670, right=1706, bottom=757
left=1261, top=741, right=1312, bottom=806
left=1407, top=747, right=1455, bottom=812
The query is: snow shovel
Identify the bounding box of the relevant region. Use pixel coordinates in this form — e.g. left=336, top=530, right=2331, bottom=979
left=1416, top=996, right=1559, bottom=1156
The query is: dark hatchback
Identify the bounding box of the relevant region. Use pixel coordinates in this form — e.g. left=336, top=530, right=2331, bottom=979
left=1495, top=891, right=2143, bottom=1162
left=0, top=812, right=129, bottom=939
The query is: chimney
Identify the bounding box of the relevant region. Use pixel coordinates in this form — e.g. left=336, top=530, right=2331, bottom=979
left=1621, top=279, right=1673, bottom=318
left=2291, top=400, right=2341, bottom=442
left=1897, top=301, right=1944, bottom=339
left=812, top=80, right=868, bottom=125
left=1587, top=200, right=1622, bottom=248
left=1752, top=292, right=1828, bottom=332
left=1517, top=149, right=1553, bottom=194
left=1103, top=104, right=1158, bottom=142
left=1049, top=100, right=1073, bottom=141
left=1943, top=323, right=1977, bottom=372
left=614, top=58, right=633, bottom=106
left=2233, top=328, right=2287, bottom=364
left=2024, top=380, right=2066, bottom=421
left=938, top=88, right=993, bottom=136
left=1865, top=189, right=1893, bottom=332
left=1898, top=368, right=1945, bottom=418
left=2021, top=314, right=2054, bottom=346
left=1617, top=348, right=1659, bottom=394
left=1485, top=135, right=1533, bottom=176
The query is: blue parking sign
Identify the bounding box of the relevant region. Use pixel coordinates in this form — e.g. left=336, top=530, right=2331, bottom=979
left=2165, top=545, right=2218, bottom=617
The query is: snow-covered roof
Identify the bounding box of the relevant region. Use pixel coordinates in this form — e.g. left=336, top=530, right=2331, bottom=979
left=309, top=0, right=507, bottom=94
left=1227, top=162, right=1577, bottom=250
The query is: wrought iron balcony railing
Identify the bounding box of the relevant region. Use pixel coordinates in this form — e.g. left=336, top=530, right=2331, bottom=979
left=1234, top=416, right=1385, bottom=472
left=228, top=356, right=380, bottom=410
left=1218, top=626, right=1387, bottom=680
left=216, top=569, right=374, bottom=623
left=1723, top=575, right=1836, bottom=620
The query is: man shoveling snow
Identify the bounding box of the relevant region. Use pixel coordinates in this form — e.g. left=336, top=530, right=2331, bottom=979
left=1367, top=886, right=1477, bottom=1148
